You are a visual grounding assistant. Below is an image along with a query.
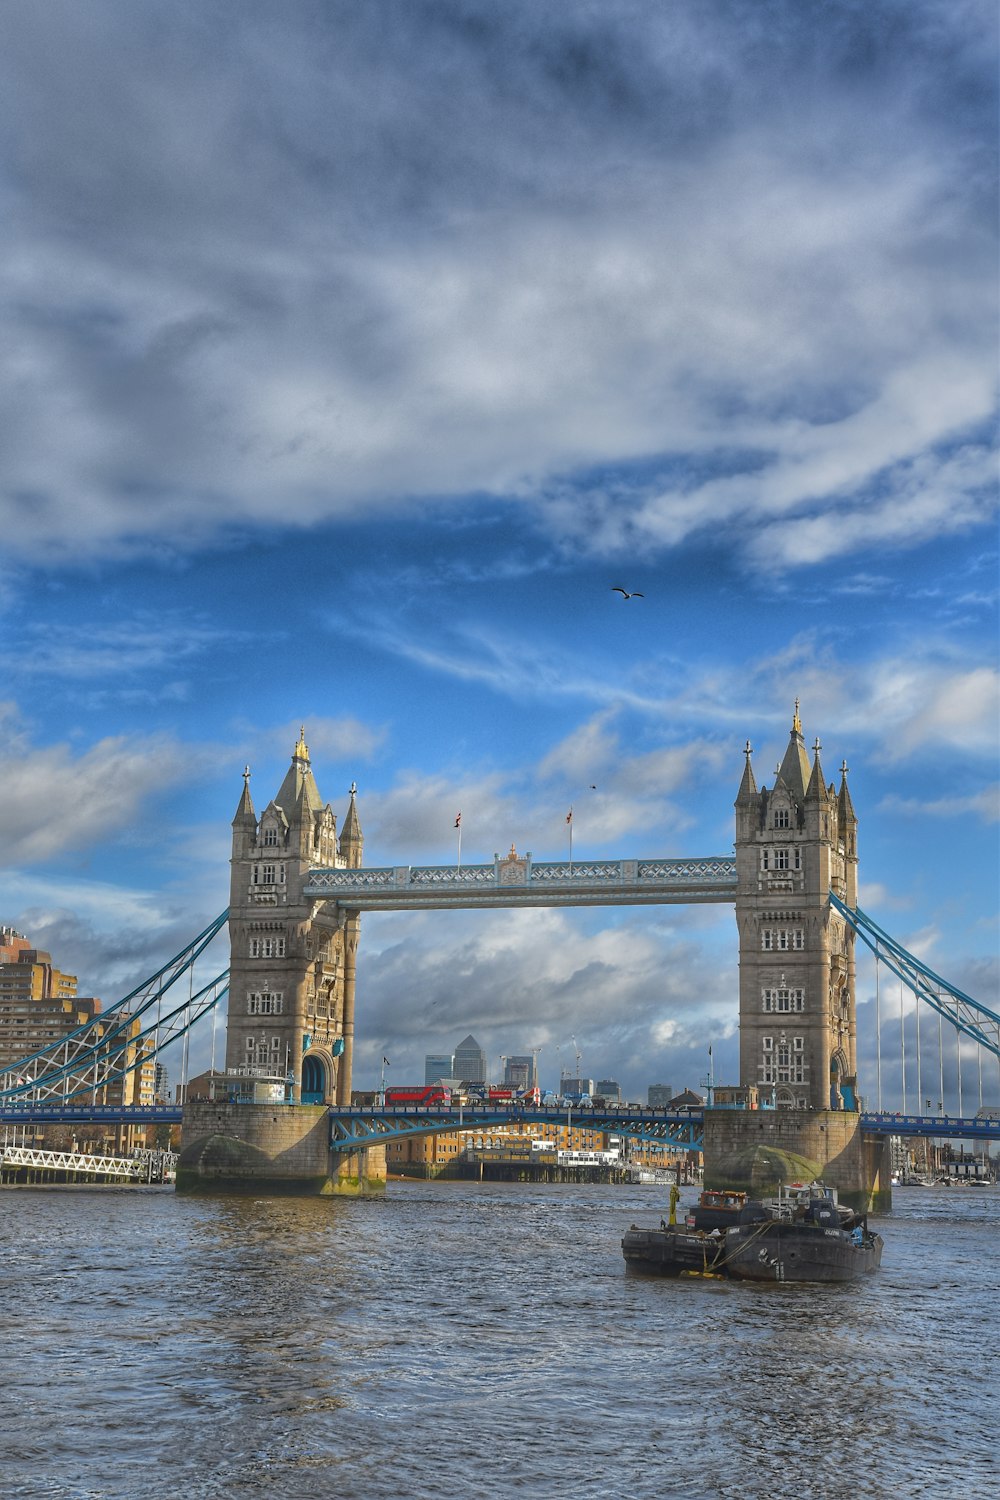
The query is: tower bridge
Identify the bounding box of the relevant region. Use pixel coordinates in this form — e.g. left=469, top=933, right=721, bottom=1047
left=220, top=708, right=868, bottom=1126
left=3, top=709, right=998, bottom=1202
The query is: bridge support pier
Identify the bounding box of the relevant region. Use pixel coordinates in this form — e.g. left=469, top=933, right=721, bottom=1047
left=702, top=1108, right=891, bottom=1213
left=176, top=1102, right=386, bottom=1196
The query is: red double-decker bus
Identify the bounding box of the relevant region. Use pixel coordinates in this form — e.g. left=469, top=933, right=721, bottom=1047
left=384, top=1085, right=450, bottom=1106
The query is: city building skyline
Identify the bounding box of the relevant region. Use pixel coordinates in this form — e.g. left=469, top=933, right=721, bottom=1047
left=453, top=1035, right=488, bottom=1087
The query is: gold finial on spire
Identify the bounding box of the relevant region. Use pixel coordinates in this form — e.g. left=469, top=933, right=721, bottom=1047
left=294, top=725, right=309, bottom=760
left=792, top=698, right=802, bottom=735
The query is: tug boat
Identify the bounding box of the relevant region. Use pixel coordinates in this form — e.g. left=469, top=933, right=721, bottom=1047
left=622, top=1182, right=883, bottom=1283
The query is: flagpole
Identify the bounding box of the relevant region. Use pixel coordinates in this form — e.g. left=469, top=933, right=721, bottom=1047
left=567, top=807, right=573, bottom=871
left=455, top=813, right=462, bottom=871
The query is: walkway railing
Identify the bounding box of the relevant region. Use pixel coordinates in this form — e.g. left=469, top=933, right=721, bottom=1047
left=305, top=855, right=738, bottom=910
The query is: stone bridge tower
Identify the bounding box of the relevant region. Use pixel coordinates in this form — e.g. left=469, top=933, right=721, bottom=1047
left=227, top=730, right=363, bottom=1105
left=734, top=704, right=859, bottom=1111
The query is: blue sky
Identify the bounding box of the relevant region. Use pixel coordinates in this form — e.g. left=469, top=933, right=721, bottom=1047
left=1, top=1, right=996, bottom=1106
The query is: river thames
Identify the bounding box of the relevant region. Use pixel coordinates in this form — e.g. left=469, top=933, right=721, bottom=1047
left=1, top=1180, right=996, bottom=1499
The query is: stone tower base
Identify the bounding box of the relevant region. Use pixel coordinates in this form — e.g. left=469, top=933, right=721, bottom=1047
left=176, top=1102, right=386, bottom=1197
left=702, top=1108, right=890, bottom=1213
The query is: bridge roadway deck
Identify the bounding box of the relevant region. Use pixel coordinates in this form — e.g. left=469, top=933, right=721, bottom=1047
left=328, top=1104, right=706, bottom=1149
left=326, top=1105, right=1000, bottom=1150
left=304, top=856, right=738, bottom=912
left=3, top=1102, right=997, bottom=1146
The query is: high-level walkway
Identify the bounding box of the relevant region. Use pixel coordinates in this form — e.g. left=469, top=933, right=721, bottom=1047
left=305, top=854, right=738, bottom=912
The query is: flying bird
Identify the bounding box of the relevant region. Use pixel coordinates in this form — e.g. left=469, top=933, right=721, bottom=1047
left=612, top=586, right=644, bottom=599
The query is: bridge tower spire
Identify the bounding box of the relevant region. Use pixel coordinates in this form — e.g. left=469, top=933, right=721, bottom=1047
left=225, top=730, right=358, bottom=1106
left=734, top=706, right=859, bottom=1111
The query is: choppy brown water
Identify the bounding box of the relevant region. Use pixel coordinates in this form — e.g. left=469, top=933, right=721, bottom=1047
left=1, top=1181, right=996, bottom=1499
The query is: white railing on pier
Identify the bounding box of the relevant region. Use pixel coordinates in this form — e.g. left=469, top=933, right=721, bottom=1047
left=0, top=1146, right=142, bottom=1178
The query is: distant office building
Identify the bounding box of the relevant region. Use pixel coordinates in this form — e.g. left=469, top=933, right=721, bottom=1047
left=154, top=1062, right=171, bottom=1103
left=453, top=1034, right=487, bottom=1085
left=425, top=1053, right=453, bottom=1086
left=504, top=1055, right=538, bottom=1090
left=596, top=1079, right=621, bottom=1103
left=560, top=1075, right=594, bottom=1098
left=647, top=1084, right=674, bottom=1109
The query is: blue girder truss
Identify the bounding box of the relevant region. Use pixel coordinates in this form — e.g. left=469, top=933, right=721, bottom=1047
left=830, top=893, right=1000, bottom=1059
left=859, top=1111, right=1000, bottom=1142
left=0, top=911, right=230, bottom=1103
left=328, top=1104, right=706, bottom=1151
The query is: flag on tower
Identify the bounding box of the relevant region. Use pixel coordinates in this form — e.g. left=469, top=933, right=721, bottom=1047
left=566, top=808, right=573, bottom=824
left=454, top=812, right=461, bottom=827
left=383, top=1057, right=390, bottom=1067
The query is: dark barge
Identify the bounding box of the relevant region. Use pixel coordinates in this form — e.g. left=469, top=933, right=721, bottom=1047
left=623, top=1182, right=883, bottom=1283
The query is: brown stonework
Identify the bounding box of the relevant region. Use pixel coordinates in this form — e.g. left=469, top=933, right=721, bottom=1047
left=176, top=1101, right=386, bottom=1196
left=702, top=1107, right=890, bottom=1212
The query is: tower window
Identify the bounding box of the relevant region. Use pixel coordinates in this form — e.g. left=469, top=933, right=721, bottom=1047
left=248, top=992, right=284, bottom=1015
left=763, top=987, right=804, bottom=1013
left=774, top=849, right=789, bottom=871
left=774, top=808, right=790, bottom=829
left=762, top=928, right=804, bottom=951
left=262, top=827, right=278, bottom=847
left=249, top=936, right=286, bottom=958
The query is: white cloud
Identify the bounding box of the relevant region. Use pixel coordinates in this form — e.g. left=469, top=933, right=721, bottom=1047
left=880, top=786, right=1000, bottom=823
left=352, top=902, right=736, bottom=1097
left=0, top=5, right=994, bottom=573
left=0, top=710, right=211, bottom=867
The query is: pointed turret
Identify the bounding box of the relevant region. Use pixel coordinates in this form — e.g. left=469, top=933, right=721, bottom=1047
left=735, top=740, right=758, bottom=805
left=776, top=699, right=811, bottom=801
left=232, top=765, right=256, bottom=827
left=805, top=738, right=827, bottom=802
left=274, top=727, right=324, bottom=818
left=340, top=782, right=364, bottom=868
left=837, top=759, right=856, bottom=826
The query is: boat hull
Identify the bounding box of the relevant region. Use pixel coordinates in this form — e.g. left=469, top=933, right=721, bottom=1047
left=621, top=1226, right=725, bottom=1276
left=722, top=1223, right=884, bottom=1282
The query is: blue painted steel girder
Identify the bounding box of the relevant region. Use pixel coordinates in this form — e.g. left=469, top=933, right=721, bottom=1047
left=327, top=1104, right=705, bottom=1151
left=860, top=1111, right=1000, bottom=1142
left=0, top=1103, right=183, bottom=1125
